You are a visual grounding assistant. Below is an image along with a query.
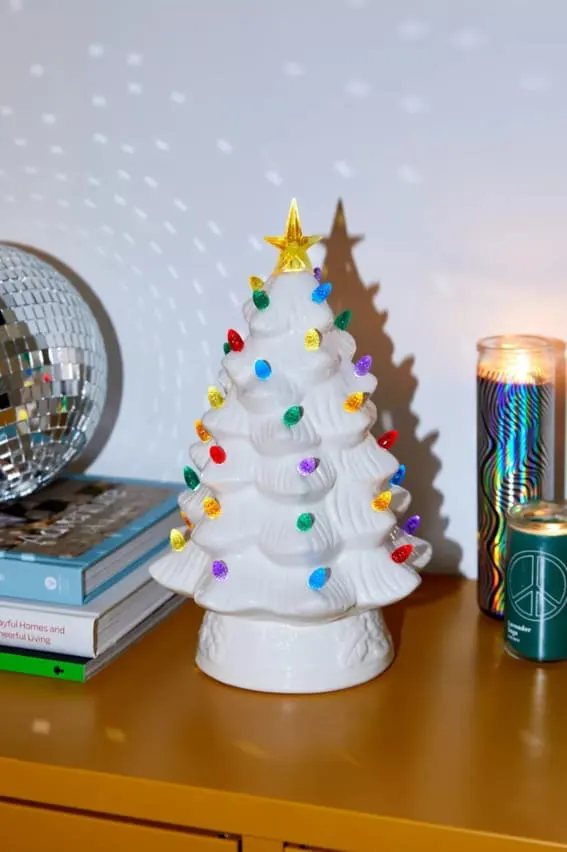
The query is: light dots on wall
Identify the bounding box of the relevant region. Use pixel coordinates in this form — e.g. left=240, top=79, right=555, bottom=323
left=113, top=193, right=126, bottom=206
left=344, top=79, right=371, bottom=99
left=174, top=198, right=188, bottom=212
left=216, top=138, right=233, bottom=154
left=399, top=95, right=427, bottom=114
left=121, top=143, right=135, bottom=154
left=265, top=170, right=283, bottom=186
left=149, top=241, right=162, bottom=255
left=92, top=95, right=107, bottom=107
left=93, top=132, right=108, bottom=144
left=144, top=175, right=158, bottom=188
left=29, top=64, right=45, bottom=78
left=164, top=220, right=177, bottom=234
left=49, top=145, right=64, bottom=155
left=155, top=139, right=170, bottom=152
left=397, top=164, right=422, bottom=185
left=88, top=43, right=105, bottom=58
left=397, top=19, right=429, bottom=41
left=126, top=53, right=143, bottom=66
left=170, top=91, right=186, bottom=103
left=127, top=82, right=143, bottom=95
left=0, top=105, right=14, bottom=117
left=519, top=73, right=552, bottom=94
left=334, top=161, right=354, bottom=178
left=134, top=207, right=147, bottom=219
left=450, top=28, right=487, bottom=50
left=283, top=61, right=304, bottom=77
left=194, top=237, right=206, bottom=253
left=54, top=173, right=68, bottom=182
left=41, top=113, right=56, bottom=124
left=431, top=273, right=452, bottom=296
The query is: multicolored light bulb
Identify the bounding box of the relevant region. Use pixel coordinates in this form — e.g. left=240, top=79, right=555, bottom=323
left=311, top=282, right=332, bottom=303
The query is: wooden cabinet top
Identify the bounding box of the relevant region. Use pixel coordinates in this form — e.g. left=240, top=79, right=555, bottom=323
left=0, top=577, right=564, bottom=851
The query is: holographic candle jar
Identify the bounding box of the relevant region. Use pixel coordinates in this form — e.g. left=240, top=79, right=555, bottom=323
left=477, top=335, right=555, bottom=618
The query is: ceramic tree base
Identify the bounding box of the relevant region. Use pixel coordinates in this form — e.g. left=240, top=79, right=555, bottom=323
left=195, top=608, right=395, bottom=694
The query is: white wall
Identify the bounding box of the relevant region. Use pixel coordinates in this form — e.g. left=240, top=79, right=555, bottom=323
left=1, top=0, right=566, bottom=577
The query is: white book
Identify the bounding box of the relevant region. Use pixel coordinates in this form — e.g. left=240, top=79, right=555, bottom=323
left=0, top=561, right=174, bottom=658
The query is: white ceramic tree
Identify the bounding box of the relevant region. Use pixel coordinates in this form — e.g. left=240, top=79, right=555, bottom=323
left=150, top=200, right=432, bottom=693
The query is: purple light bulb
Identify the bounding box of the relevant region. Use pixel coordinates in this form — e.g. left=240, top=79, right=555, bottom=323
left=297, top=457, right=319, bottom=477
left=402, top=515, right=420, bottom=536
left=354, top=355, right=372, bottom=377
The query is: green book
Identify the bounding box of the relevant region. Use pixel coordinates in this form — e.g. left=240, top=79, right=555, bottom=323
left=0, top=596, right=183, bottom=682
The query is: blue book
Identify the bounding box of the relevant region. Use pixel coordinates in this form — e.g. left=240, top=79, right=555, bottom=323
left=0, top=474, right=182, bottom=605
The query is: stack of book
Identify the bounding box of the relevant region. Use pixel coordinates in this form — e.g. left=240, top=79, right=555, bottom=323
left=0, top=474, right=184, bottom=681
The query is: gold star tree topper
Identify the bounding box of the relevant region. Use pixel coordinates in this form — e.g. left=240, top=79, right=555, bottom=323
left=264, top=199, right=322, bottom=275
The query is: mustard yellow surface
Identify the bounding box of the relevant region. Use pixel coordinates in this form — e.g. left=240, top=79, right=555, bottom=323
left=0, top=577, right=564, bottom=851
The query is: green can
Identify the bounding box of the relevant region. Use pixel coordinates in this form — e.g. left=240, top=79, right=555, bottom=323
left=505, top=501, right=567, bottom=662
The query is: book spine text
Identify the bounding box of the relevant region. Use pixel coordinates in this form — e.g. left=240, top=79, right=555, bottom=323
left=0, top=606, right=95, bottom=656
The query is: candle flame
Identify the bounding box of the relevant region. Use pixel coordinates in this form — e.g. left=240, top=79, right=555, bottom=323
left=478, top=342, right=553, bottom=385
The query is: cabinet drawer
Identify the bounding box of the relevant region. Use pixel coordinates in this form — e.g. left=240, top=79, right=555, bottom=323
left=0, top=801, right=238, bottom=852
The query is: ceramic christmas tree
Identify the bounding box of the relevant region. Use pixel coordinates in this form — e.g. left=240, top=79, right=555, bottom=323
left=150, top=200, right=432, bottom=694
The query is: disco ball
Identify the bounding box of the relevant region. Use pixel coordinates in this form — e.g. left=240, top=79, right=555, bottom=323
left=0, top=245, right=107, bottom=504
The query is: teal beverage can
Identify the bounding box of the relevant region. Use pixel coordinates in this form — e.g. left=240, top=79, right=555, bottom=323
left=505, top=501, right=567, bottom=662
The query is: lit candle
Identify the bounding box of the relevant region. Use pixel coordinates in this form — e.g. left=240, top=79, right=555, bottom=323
left=477, top=335, right=555, bottom=618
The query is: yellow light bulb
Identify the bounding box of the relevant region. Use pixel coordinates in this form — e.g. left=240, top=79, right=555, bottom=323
left=170, top=528, right=186, bottom=552
left=207, top=387, right=225, bottom=409
left=344, top=392, right=365, bottom=413
left=203, top=497, right=221, bottom=519
left=372, top=491, right=392, bottom=512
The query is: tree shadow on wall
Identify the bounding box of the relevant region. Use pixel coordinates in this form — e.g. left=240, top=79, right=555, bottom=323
left=322, top=201, right=463, bottom=574
left=6, top=243, right=123, bottom=473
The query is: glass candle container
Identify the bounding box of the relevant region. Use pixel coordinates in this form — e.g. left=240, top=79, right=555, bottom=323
left=477, top=335, right=556, bottom=618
